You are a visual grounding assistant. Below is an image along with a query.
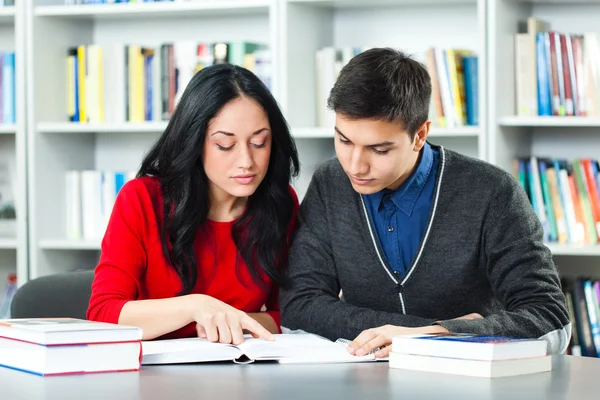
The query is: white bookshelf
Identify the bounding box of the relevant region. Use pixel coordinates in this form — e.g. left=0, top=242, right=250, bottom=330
left=0, top=124, right=16, bottom=134
left=26, top=0, right=279, bottom=280
left=38, top=239, right=101, bottom=251
left=22, top=0, right=486, bottom=280
left=499, top=116, right=600, bottom=127
left=34, top=1, right=272, bottom=18
left=0, top=238, right=17, bottom=250
left=0, top=3, right=26, bottom=288
left=282, top=0, right=487, bottom=200
left=489, top=0, right=600, bottom=258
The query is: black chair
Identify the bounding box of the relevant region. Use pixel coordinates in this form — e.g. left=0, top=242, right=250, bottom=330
left=10, top=270, right=95, bottom=319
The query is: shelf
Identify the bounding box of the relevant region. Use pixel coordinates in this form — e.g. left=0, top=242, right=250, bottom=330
left=291, top=126, right=479, bottom=139
left=508, top=0, right=600, bottom=4
left=0, top=124, right=16, bottom=134
left=292, top=127, right=333, bottom=138
left=429, top=126, right=480, bottom=137
left=34, top=1, right=271, bottom=20
left=288, top=0, right=476, bottom=7
left=39, top=239, right=101, bottom=251
left=499, top=116, right=600, bottom=128
left=0, top=238, right=17, bottom=250
left=37, top=122, right=168, bottom=134
left=0, top=7, right=14, bottom=24
left=546, top=243, right=600, bottom=256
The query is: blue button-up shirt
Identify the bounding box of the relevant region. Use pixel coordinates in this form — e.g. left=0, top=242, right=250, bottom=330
left=364, top=142, right=439, bottom=277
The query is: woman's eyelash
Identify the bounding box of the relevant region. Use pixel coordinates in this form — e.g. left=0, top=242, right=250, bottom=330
left=217, top=142, right=266, bottom=151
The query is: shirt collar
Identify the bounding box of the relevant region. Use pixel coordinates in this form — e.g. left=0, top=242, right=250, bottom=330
left=369, top=142, right=434, bottom=217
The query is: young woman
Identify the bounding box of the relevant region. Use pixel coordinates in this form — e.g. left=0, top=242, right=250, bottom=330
left=87, top=64, right=300, bottom=344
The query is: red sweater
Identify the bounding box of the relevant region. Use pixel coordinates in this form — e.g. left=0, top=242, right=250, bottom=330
left=86, top=177, right=298, bottom=339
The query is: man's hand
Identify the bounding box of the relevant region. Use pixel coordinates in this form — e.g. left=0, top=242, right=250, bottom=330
left=348, top=324, right=449, bottom=359
left=348, top=312, right=484, bottom=358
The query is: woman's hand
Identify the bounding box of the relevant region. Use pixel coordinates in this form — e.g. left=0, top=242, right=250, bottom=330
left=190, top=294, right=274, bottom=345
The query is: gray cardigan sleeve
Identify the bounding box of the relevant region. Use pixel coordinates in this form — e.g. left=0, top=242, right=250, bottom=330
left=280, top=169, right=436, bottom=341
left=437, top=176, right=572, bottom=354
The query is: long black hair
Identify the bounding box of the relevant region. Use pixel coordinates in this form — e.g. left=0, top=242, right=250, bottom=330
left=138, top=64, right=299, bottom=295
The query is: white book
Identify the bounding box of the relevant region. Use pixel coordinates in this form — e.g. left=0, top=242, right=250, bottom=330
left=515, top=33, right=536, bottom=116
left=0, top=336, right=141, bottom=376
left=101, top=171, right=116, bottom=234
left=316, top=47, right=337, bottom=129
left=391, top=333, right=547, bottom=361
left=435, top=48, right=455, bottom=128
left=558, top=166, right=582, bottom=244
left=80, top=170, right=103, bottom=239
left=389, top=353, right=552, bottom=378
left=0, top=318, right=142, bottom=345
left=173, top=41, right=197, bottom=108
left=142, top=334, right=381, bottom=365
left=65, top=170, right=82, bottom=240
left=86, top=45, right=103, bottom=123
left=104, top=44, right=126, bottom=124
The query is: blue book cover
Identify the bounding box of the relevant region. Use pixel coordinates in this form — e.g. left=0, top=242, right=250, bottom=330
left=536, top=32, right=552, bottom=116
left=463, top=56, right=478, bottom=126
left=414, top=334, right=538, bottom=344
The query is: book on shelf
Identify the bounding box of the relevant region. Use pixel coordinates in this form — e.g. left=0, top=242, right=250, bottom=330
left=315, top=46, right=363, bottom=129
left=63, top=0, right=174, bottom=4
left=562, top=277, right=600, bottom=358
left=0, top=318, right=143, bottom=376
left=389, top=333, right=551, bottom=378
left=424, top=48, right=479, bottom=129
left=515, top=17, right=600, bottom=117
left=67, top=41, right=270, bottom=124
left=142, top=333, right=382, bottom=365
left=0, top=52, right=15, bottom=125
left=513, top=157, right=600, bottom=245
left=314, top=46, right=479, bottom=130
left=0, top=159, right=16, bottom=238
left=0, top=273, right=16, bottom=319
left=66, top=170, right=136, bottom=241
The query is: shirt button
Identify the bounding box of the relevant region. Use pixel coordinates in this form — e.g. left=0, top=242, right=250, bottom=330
left=388, top=225, right=394, bottom=232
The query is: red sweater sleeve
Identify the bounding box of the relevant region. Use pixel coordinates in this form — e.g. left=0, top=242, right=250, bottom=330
left=86, top=179, right=152, bottom=324
left=265, top=186, right=300, bottom=331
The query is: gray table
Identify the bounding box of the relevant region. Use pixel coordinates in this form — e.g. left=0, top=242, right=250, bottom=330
left=3, top=355, right=600, bottom=400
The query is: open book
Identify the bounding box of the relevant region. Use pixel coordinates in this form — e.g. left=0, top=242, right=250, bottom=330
left=142, top=334, right=385, bottom=365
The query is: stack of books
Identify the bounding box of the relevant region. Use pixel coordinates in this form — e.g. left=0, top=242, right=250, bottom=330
left=389, top=333, right=551, bottom=378
left=0, top=318, right=143, bottom=376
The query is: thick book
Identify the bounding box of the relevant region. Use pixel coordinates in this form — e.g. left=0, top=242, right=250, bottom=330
left=0, top=318, right=143, bottom=345
left=391, top=333, right=547, bottom=361
left=0, top=318, right=143, bottom=376
left=142, top=334, right=381, bottom=365
left=389, top=353, right=552, bottom=378
left=0, top=336, right=142, bottom=376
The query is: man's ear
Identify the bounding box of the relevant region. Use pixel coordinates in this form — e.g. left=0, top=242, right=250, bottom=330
left=413, top=121, right=431, bottom=151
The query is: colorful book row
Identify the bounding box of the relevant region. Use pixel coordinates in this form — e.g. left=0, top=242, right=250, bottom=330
left=66, top=42, right=270, bottom=124
left=514, top=157, right=600, bottom=245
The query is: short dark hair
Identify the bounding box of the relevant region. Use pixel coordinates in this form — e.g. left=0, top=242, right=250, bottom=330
left=139, top=64, right=299, bottom=294
left=327, top=47, right=431, bottom=136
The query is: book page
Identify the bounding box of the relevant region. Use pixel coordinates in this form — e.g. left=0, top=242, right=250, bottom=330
left=142, top=338, right=243, bottom=365
left=238, top=334, right=377, bottom=364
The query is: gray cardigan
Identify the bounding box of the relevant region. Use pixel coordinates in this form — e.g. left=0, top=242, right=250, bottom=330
left=280, top=145, right=571, bottom=354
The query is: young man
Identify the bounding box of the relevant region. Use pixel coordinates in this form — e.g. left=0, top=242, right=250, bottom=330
left=280, top=48, right=571, bottom=358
